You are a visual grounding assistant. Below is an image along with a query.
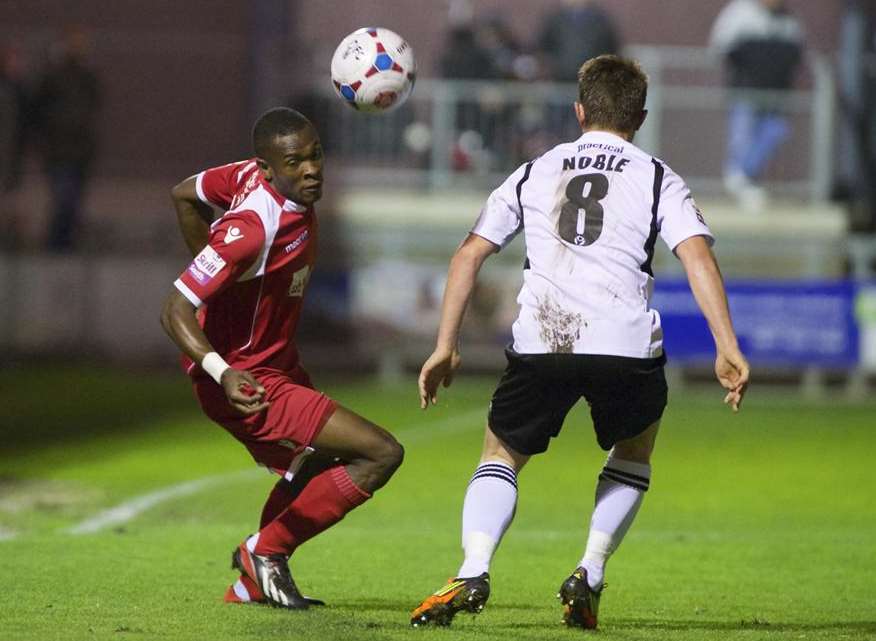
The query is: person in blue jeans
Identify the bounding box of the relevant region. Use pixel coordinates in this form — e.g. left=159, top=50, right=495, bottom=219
left=710, top=0, right=804, bottom=210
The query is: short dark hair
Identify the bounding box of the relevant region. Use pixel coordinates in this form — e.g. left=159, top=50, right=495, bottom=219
left=577, top=55, right=648, bottom=135
left=252, top=107, right=313, bottom=157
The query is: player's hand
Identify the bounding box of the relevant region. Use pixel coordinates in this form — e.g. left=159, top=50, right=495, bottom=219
left=220, top=368, right=270, bottom=416
left=418, top=347, right=461, bottom=410
left=715, top=347, right=749, bottom=413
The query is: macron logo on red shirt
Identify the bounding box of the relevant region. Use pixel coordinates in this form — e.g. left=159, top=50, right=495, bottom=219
left=284, top=229, right=309, bottom=254
left=224, top=226, right=244, bottom=244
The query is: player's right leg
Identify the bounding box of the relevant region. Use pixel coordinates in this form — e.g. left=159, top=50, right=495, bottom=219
left=411, top=425, right=529, bottom=627
left=561, top=353, right=667, bottom=629
left=559, top=420, right=660, bottom=629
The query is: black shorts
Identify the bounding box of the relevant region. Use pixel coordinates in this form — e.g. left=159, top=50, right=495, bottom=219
left=488, top=348, right=668, bottom=455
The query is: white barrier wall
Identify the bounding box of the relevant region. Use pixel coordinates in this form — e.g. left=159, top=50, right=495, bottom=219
left=0, top=255, right=183, bottom=363
left=0, top=193, right=854, bottom=369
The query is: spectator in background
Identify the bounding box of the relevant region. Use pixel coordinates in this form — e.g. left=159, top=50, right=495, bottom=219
left=710, top=0, right=804, bottom=210
left=440, top=15, right=499, bottom=80
left=0, top=43, right=28, bottom=196
left=537, top=0, right=620, bottom=82
left=477, top=16, right=532, bottom=82
left=31, top=26, right=101, bottom=252
left=439, top=14, right=497, bottom=173
left=837, top=0, right=876, bottom=232
left=0, top=43, right=29, bottom=250
left=535, top=1, right=620, bottom=152
left=441, top=4, right=529, bottom=172
left=441, top=0, right=533, bottom=82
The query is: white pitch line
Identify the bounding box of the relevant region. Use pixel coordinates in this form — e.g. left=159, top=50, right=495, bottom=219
left=62, top=407, right=486, bottom=536
left=65, top=470, right=259, bottom=535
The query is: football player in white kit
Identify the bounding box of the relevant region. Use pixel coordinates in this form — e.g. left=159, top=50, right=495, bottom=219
left=411, top=55, right=750, bottom=630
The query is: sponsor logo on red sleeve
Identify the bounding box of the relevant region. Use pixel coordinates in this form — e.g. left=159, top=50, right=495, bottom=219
left=188, top=264, right=209, bottom=285
left=188, top=246, right=227, bottom=284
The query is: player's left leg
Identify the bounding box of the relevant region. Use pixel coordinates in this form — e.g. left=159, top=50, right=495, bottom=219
left=413, top=349, right=583, bottom=627
left=248, top=405, right=402, bottom=558
left=458, top=426, right=529, bottom=578
left=208, top=367, right=401, bottom=610
left=236, top=409, right=401, bottom=609
left=226, top=454, right=340, bottom=605
left=411, top=425, right=529, bottom=627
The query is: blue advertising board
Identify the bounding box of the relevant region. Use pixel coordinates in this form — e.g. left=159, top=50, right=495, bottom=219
left=653, top=280, right=860, bottom=367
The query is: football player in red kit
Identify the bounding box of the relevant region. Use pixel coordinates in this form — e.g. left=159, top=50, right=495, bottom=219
left=161, top=107, right=404, bottom=609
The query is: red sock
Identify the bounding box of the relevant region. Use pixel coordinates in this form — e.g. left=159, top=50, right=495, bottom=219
left=260, top=479, right=296, bottom=528
left=253, top=466, right=370, bottom=556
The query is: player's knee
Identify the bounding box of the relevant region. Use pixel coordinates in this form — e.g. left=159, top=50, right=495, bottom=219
left=612, top=439, right=653, bottom=464
left=612, top=445, right=648, bottom=464
left=612, top=421, right=659, bottom=463
left=376, top=436, right=404, bottom=479
left=339, top=432, right=402, bottom=494
left=350, top=435, right=403, bottom=494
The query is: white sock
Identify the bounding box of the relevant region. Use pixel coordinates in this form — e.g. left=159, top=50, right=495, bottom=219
left=456, top=461, right=518, bottom=578
left=579, top=454, right=651, bottom=590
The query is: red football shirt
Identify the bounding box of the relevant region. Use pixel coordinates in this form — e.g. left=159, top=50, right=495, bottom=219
left=174, top=159, right=318, bottom=376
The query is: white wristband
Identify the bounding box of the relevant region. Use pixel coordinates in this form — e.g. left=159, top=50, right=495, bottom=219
left=201, top=352, right=230, bottom=385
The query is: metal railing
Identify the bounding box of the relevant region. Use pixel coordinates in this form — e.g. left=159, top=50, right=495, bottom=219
left=312, top=45, right=835, bottom=201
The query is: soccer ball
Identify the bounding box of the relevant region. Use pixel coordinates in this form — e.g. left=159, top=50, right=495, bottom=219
left=330, top=28, right=416, bottom=113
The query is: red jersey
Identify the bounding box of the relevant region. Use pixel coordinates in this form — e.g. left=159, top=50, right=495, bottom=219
left=174, top=159, right=317, bottom=376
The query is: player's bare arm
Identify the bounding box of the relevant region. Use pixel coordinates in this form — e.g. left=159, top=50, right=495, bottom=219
left=160, top=290, right=269, bottom=416
left=171, top=175, right=214, bottom=256
left=419, top=233, right=498, bottom=409
left=675, top=235, right=750, bottom=412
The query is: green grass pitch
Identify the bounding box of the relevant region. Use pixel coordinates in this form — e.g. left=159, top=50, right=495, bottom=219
left=1, top=366, right=874, bottom=640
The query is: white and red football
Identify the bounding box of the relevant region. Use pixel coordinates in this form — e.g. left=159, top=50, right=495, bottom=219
left=330, top=27, right=416, bottom=113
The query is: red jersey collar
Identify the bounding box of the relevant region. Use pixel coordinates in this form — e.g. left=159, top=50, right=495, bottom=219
left=258, top=174, right=308, bottom=213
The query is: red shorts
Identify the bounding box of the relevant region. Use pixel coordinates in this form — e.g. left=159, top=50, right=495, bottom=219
left=193, top=365, right=337, bottom=473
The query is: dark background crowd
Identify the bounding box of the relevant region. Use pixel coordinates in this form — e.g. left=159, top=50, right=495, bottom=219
left=1, top=26, right=100, bottom=252
left=1, top=0, right=876, bottom=254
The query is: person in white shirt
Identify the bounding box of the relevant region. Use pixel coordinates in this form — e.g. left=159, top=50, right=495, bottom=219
left=709, top=0, right=804, bottom=209
left=410, top=55, right=750, bottom=631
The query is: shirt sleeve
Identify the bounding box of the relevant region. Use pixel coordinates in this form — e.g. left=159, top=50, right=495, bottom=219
left=174, top=211, right=265, bottom=307
left=657, top=163, right=715, bottom=253
left=194, top=160, right=251, bottom=211
left=471, top=162, right=528, bottom=250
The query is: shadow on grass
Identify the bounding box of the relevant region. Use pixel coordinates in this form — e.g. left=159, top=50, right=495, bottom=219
left=609, top=617, right=876, bottom=633
left=460, top=618, right=876, bottom=636
left=201, top=598, right=876, bottom=639
left=0, top=364, right=197, bottom=456
left=313, top=602, right=876, bottom=634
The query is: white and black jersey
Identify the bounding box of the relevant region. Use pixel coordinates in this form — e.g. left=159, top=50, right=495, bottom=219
left=472, top=130, right=713, bottom=359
